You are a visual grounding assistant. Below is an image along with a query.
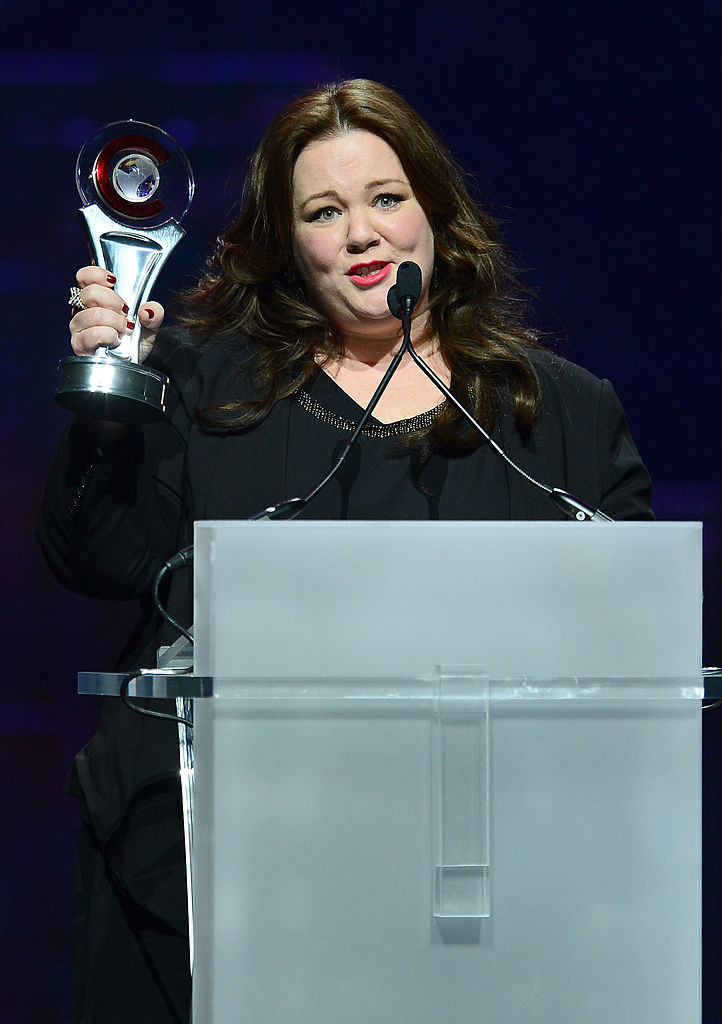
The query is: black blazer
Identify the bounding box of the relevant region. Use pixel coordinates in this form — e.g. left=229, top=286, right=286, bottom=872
left=37, top=329, right=653, bottom=933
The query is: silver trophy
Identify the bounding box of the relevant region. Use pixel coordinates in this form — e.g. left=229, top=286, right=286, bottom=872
left=56, top=121, right=194, bottom=422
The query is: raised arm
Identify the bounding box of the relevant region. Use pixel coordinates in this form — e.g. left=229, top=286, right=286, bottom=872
left=38, top=269, right=197, bottom=598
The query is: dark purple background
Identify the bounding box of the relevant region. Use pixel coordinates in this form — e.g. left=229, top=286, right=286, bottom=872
left=1, top=3, right=720, bottom=1020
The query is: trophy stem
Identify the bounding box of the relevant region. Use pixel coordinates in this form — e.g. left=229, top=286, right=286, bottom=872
left=78, top=204, right=185, bottom=363
left=56, top=205, right=185, bottom=422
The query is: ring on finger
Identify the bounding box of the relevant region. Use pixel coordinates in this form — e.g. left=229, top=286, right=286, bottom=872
left=68, top=286, right=86, bottom=313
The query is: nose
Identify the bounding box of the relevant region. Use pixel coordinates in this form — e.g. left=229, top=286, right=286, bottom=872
left=345, top=207, right=380, bottom=254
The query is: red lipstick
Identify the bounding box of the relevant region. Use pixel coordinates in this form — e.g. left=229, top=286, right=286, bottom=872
left=347, top=261, right=392, bottom=287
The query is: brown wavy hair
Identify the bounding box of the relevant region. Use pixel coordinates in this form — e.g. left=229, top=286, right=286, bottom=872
left=182, top=78, right=541, bottom=453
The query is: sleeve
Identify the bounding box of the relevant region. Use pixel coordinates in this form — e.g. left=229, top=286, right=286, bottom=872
left=595, top=378, right=654, bottom=521
left=36, top=333, right=200, bottom=599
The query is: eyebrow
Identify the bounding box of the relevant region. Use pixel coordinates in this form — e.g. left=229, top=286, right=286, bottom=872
left=297, top=178, right=409, bottom=211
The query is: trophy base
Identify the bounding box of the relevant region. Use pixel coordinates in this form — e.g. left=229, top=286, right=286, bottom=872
left=55, top=355, right=168, bottom=423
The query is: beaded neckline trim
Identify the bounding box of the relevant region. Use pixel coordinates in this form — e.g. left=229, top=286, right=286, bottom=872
left=294, top=388, right=444, bottom=437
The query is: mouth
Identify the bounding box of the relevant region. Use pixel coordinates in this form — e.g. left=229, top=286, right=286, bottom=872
left=347, top=261, right=392, bottom=287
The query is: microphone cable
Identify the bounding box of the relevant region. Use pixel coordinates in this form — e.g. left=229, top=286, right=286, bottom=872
left=120, top=548, right=195, bottom=726
left=119, top=667, right=194, bottom=727
left=152, top=546, right=195, bottom=644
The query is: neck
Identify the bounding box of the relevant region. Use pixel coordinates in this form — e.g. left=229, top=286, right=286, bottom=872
left=336, top=311, right=436, bottom=368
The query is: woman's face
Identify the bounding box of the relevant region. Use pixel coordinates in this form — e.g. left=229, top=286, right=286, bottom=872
left=291, top=130, right=435, bottom=340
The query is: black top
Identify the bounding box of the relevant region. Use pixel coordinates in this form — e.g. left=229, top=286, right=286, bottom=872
left=37, top=329, right=653, bottom=936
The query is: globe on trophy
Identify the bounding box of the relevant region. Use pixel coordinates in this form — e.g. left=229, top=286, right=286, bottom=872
left=55, top=121, right=194, bottom=422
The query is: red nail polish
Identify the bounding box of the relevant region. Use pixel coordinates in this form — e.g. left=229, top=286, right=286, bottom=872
left=126, top=320, right=135, bottom=330
left=122, top=303, right=129, bottom=314
left=106, top=274, right=117, bottom=284
left=145, top=308, right=155, bottom=320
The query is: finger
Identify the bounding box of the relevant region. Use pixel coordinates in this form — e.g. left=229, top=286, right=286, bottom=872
left=78, top=282, right=130, bottom=315
left=70, top=303, right=131, bottom=334
left=70, top=307, right=135, bottom=356
left=137, top=301, right=165, bottom=336
left=71, top=319, right=135, bottom=356
left=76, top=266, right=119, bottom=290
left=137, top=303, right=163, bottom=364
left=71, top=325, right=129, bottom=357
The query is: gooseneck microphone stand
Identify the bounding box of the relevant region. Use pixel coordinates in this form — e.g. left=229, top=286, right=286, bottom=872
left=386, top=261, right=613, bottom=523
left=252, top=259, right=612, bottom=522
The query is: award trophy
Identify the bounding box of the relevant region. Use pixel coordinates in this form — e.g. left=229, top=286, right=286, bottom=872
left=55, top=121, right=194, bottom=422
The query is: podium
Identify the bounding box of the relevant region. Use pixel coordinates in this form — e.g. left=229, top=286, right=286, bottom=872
left=82, top=521, right=704, bottom=1022
left=190, top=521, right=702, bottom=1024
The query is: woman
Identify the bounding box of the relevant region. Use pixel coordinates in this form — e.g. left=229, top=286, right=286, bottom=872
left=39, top=79, right=652, bottom=1023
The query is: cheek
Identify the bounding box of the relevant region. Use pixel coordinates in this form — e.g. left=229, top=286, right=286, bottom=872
left=293, top=230, right=336, bottom=280
left=399, top=209, right=434, bottom=254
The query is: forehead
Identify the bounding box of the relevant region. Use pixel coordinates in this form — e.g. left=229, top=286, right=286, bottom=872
left=292, top=131, right=407, bottom=201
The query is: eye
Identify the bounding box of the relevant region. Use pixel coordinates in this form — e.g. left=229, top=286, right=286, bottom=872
left=308, top=206, right=339, bottom=222
left=374, top=193, right=403, bottom=210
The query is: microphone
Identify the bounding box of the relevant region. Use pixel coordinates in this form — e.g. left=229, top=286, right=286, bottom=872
left=387, top=261, right=423, bottom=319
left=386, top=261, right=612, bottom=523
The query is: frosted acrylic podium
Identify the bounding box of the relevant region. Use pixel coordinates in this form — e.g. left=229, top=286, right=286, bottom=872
left=174, top=520, right=701, bottom=1024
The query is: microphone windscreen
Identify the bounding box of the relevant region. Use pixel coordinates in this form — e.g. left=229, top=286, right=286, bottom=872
left=387, top=283, right=402, bottom=318
left=396, top=261, right=423, bottom=305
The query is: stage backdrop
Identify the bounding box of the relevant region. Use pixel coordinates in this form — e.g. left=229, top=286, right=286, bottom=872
left=1, top=3, right=719, bottom=1021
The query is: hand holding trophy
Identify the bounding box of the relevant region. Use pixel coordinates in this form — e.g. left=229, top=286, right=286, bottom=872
left=56, top=121, right=194, bottom=422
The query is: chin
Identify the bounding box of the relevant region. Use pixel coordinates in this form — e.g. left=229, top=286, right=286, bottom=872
left=353, top=300, right=395, bottom=321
